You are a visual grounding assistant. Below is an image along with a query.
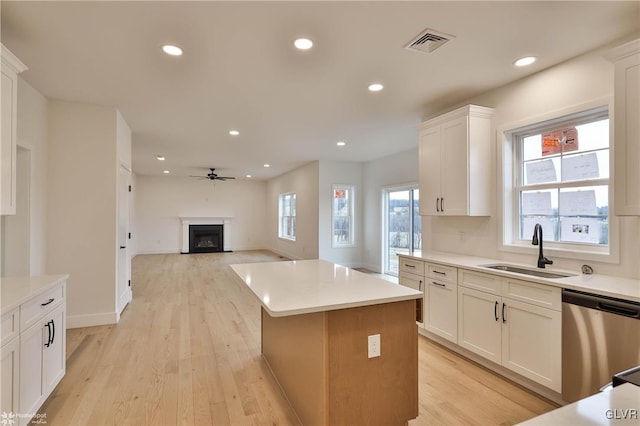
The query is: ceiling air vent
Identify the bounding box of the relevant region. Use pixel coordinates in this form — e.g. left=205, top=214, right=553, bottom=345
left=404, top=28, right=455, bottom=54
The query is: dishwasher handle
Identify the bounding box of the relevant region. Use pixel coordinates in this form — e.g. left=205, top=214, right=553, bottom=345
left=563, top=289, right=640, bottom=319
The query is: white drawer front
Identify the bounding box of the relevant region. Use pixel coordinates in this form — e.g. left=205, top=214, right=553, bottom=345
left=20, top=283, right=65, bottom=332
left=503, top=278, right=562, bottom=311
left=1, top=307, right=20, bottom=347
left=458, top=269, right=502, bottom=295
left=399, top=257, right=425, bottom=276
left=426, top=263, right=457, bottom=283
left=399, top=271, right=424, bottom=292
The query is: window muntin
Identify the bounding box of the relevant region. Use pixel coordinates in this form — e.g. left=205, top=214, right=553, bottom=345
left=278, top=193, right=296, bottom=240
left=515, top=110, right=609, bottom=248
left=332, top=185, right=355, bottom=247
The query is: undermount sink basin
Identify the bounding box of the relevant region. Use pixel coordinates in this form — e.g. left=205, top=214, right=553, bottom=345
left=481, top=264, right=574, bottom=279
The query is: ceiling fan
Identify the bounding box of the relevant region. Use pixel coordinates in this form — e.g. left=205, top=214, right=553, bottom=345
left=190, top=168, right=235, bottom=181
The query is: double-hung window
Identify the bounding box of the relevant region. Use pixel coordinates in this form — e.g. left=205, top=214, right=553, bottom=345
left=332, top=185, right=355, bottom=247
left=279, top=192, right=296, bottom=240
left=508, top=106, right=611, bottom=255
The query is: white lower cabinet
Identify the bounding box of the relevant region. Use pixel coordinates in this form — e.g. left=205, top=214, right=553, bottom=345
left=20, top=303, right=65, bottom=421
left=0, top=277, right=66, bottom=426
left=424, top=263, right=458, bottom=343
left=458, top=269, right=561, bottom=393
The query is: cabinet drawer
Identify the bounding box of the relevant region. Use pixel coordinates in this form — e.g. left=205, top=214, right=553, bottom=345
left=503, top=278, right=562, bottom=311
left=399, top=271, right=425, bottom=292
left=1, top=307, right=20, bottom=347
left=426, top=263, right=457, bottom=283
left=459, top=269, right=502, bottom=295
left=20, top=283, right=65, bottom=332
left=399, top=257, right=425, bottom=275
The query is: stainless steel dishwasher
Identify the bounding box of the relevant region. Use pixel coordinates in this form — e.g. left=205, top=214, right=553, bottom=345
left=562, top=288, right=640, bottom=403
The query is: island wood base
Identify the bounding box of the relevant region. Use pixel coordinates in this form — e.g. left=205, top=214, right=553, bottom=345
left=261, top=300, right=418, bottom=426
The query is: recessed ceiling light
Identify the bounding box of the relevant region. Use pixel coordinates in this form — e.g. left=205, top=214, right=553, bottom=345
left=514, top=56, right=536, bottom=67
left=229, top=130, right=240, bottom=136
left=294, top=38, right=313, bottom=50
left=246, top=174, right=252, bottom=178
left=156, top=155, right=166, bottom=161
left=162, top=44, right=183, bottom=56
left=163, top=170, right=170, bottom=174
left=368, top=83, right=384, bottom=92
left=264, top=164, right=270, bottom=168
left=336, top=141, right=346, bottom=147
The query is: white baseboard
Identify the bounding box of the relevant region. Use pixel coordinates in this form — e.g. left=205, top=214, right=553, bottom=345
left=136, top=249, right=180, bottom=255
left=67, top=311, right=119, bottom=329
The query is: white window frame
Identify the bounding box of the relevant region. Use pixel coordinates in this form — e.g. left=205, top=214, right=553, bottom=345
left=498, top=99, right=619, bottom=264
left=382, top=183, right=421, bottom=276
left=332, top=184, right=356, bottom=248
left=278, top=192, right=296, bottom=241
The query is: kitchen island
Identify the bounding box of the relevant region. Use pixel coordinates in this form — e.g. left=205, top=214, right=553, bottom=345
left=231, top=259, right=423, bottom=426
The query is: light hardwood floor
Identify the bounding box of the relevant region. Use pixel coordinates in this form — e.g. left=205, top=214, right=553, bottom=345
left=38, top=251, right=558, bottom=425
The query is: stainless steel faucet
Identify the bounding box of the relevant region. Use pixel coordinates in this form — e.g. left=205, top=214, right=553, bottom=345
left=532, top=223, right=553, bottom=269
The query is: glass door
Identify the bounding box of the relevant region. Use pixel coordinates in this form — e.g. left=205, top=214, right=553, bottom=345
left=384, top=186, right=421, bottom=276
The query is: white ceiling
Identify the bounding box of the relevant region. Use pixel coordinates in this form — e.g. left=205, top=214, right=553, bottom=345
left=2, top=1, right=639, bottom=180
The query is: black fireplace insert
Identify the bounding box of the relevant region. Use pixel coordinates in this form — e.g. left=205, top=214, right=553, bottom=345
left=189, top=224, right=223, bottom=253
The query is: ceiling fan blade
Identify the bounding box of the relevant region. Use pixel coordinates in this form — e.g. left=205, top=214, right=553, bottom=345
left=218, top=176, right=235, bottom=180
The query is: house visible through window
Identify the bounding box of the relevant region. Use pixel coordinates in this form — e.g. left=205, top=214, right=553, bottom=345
left=510, top=106, right=610, bottom=250
left=332, top=185, right=355, bottom=247
left=279, top=192, right=296, bottom=240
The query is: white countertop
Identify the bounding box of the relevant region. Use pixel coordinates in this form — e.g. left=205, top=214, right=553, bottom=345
left=401, top=251, right=640, bottom=303
left=1, top=274, right=69, bottom=312
left=231, top=259, right=422, bottom=317
left=518, top=384, right=640, bottom=425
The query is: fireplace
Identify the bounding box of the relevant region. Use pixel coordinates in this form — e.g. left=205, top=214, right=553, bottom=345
left=180, top=217, right=232, bottom=253
left=189, top=225, right=223, bottom=253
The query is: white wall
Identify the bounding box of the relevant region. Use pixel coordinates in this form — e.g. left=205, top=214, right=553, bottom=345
left=362, top=148, right=419, bottom=272
left=318, top=160, right=363, bottom=267
left=47, top=100, right=119, bottom=326
left=266, top=161, right=319, bottom=260
left=423, top=46, right=640, bottom=279
left=134, top=175, right=268, bottom=254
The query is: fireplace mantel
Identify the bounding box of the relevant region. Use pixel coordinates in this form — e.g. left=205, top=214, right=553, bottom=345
left=180, top=217, right=232, bottom=253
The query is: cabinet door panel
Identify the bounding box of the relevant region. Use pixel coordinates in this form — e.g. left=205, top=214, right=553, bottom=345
left=19, top=322, right=44, bottom=415
left=426, top=281, right=457, bottom=343
left=1, top=337, right=20, bottom=415
left=458, top=287, right=501, bottom=363
left=440, top=116, right=468, bottom=215
left=501, top=298, right=561, bottom=392
left=42, top=305, right=66, bottom=395
left=418, top=125, right=441, bottom=215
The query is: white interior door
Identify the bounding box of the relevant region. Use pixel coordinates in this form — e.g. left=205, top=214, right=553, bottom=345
left=117, top=165, right=132, bottom=315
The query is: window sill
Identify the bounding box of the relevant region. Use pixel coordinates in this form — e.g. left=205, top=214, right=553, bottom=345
left=500, top=242, right=619, bottom=264
left=278, top=236, right=296, bottom=242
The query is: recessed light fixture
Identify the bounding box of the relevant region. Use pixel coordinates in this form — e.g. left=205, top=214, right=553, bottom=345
left=368, top=83, right=384, bottom=92
left=264, top=164, right=271, bottom=168
left=336, top=141, right=346, bottom=147
left=156, top=155, right=166, bottom=161
left=294, top=38, right=313, bottom=50
left=514, top=56, right=536, bottom=67
left=163, top=170, right=170, bottom=174
left=162, top=44, right=183, bottom=56
left=246, top=174, right=252, bottom=178
left=229, top=130, right=240, bottom=136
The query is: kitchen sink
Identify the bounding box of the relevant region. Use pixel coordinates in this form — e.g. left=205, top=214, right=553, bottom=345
left=481, top=264, right=574, bottom=279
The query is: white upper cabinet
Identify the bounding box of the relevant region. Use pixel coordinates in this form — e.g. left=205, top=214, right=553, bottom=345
left=418, top=105, right=494, bottom=216
left=1, top=44, right=27, bottom=215
left=605, top=39, right=640, bottom=216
